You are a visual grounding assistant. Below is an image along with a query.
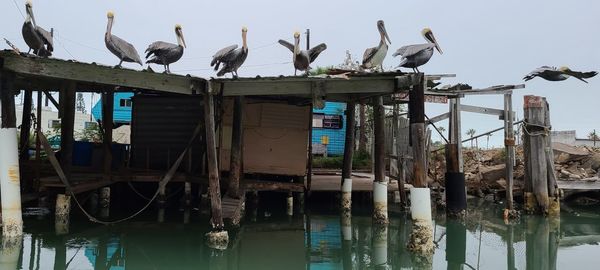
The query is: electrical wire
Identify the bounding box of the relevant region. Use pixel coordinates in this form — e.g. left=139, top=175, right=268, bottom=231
left=12, top=0, right=25, bottom=20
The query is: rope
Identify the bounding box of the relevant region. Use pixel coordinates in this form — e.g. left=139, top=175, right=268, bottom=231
left=127, top=181, right=185, bottom=201
left=39, top=120, right=203, bottom=225
left=521, top=120, right=550, bottom=137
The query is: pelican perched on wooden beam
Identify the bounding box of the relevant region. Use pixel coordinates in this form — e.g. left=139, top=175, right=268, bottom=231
left=104, top=11, right=142, bottom=68
left=393, top=28, right=442, bottom=73
left=524, top=66, right=598, bottom=83
left=361, top=20, right=391, bottom=71
left=278, top=32, right=327, bottom=76
left=145, top=24, right=186, bottom=73
left=21, top=0, right=53, bottom=57
left=211, top=27, right=249, bottom=78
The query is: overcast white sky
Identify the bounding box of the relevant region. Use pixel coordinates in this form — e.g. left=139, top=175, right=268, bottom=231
left=2, top=0, right=599, bottom=146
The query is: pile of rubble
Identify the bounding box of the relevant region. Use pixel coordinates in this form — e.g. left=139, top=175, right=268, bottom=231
left=429, top=142, right=600, bottom=196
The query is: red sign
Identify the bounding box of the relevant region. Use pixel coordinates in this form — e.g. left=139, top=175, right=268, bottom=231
left=524, top=95, right=543, bottom=108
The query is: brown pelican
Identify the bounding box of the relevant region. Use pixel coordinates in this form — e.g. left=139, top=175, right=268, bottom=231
left=361, top=20, right=391, bottom=71
left=278, top=32, right=327, bottom=76
left=21, top=0, right=53, bottom=57
left=523, top=66, right=598, bottom=83
left=393, top=28, right=442, bottom=73
left=210, top=27, right=249, bottom=78
left=105, top=11, right=142, bottom=67
left=145, top=24, right=186, bottom=73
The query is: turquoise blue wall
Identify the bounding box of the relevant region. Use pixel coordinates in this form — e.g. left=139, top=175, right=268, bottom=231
left=92, top=92, right=133, bottom=124
left=312, top=102, right=346, bottom=156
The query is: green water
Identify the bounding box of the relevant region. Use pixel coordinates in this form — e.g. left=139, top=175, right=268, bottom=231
left=2, top=199, right=600, bottom=269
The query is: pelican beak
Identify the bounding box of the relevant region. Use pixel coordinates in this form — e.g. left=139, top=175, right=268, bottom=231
left=379, top=23, right=391, bottom=44
left=178, top=28, right=186, bottom=48
left=27, top=5, right=36, bottom=26
left=426, top=31, right=442, bottom=54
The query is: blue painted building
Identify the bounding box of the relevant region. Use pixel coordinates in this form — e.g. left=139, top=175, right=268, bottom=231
left=312, top=102, right=346, bottom=156
left=91, top=92, right=133, bottom=124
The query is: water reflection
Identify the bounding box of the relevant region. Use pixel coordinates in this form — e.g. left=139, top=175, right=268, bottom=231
left=2, top=200, right=600, bottom=269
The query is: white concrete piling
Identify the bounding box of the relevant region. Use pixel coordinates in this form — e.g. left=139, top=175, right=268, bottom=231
left=99, top=187, right=110, bottom=208
left=0, top=128, right=23, bottom=237
left=373, top=181, right=388, bottom=224
left=55, top=194, right=71, bottom=235
left=341, top=212, right=352, bottom=242
left=372, top=224, right=388, bottom=269
left=408, top=187, right=434, bottom=255
left=341, top=178, right=352, bottom=212
left=0, top=235, right=23, bottom=269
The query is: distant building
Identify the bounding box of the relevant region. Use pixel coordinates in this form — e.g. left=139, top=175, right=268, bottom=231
left=15, top=104, right=95, bottom=135
left=91, top=92, right=134, bottom=125
left=312, top=102, right=346, bottom=156
left=551, top=130, right=599, bottom=147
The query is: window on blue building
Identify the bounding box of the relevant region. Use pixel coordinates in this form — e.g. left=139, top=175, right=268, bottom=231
left=313, top=113, right=342, bottom=129
left=119, top=99, right=132, bottom=107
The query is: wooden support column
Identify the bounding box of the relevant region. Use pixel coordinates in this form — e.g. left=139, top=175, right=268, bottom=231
left=407, top=73, right=434, bottom=255
left=341, top=101, right=355, bottom=212
left=35, top=90, right=42, bottom=190
left=19, top=89, right=33, bottom=162
left=306, top=106, right=313, bottom=194
left=394, top=103, right=407, bottom=207
left=543, top=98, right=560, bottom=216
left=102, top=89, right=114, bottom=181
left=523, top=95, right=549, bottom=214
left=204, top=85, right=224, bottom=230
left=0, top=71, right=24, bottom=237
left=372, top=96, right=387, bottom=224
left=60, top=83, right=76, bottom=182
left=227, top=96, right=244, bottom=198
left=446, top=98, right=466, bottom=217
left=504, top=93, right=515, bottom=211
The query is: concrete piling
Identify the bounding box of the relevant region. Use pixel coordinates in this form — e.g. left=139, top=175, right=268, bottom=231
left=54, top=194, right=71, bottom=235
left=372, top=224, right=388, bottom=269
left=99, top=187, right=110, bottom=208
left=286, top=192, right=294, bottom=216
left=0, top=128, right=23, bottom=237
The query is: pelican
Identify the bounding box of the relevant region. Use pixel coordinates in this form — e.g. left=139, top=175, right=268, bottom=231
left=104, top=11, right=142, bottom=67
left=278, top=32, right=327, bottom=76
left=361, top=20, right=391, bottom=71
left=393, top=28, right=443, bottom=73
left=21, top=0, right=53, bottom=57
left=211, top=27, right=249, bottom=78
left=523, top=66, right=598, bottom=83
left=145, top=24, right=186, bottom=73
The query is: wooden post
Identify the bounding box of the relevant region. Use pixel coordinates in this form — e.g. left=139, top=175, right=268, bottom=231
left=372, top=96, right=388, bottom=224
left=407, top=74, right=434, bottom=255
left=543, top=98, right=560, bottom=216
left=504, top=93, right=515, bottom=211
left=0, top=71, right=24, bottom=238
left=60, top=83, right=76, bottom=182
left=35, top=90, right=42, bottom=189
left=358, top=102, right=367, bottom=153
left=446, top=98, right=466, bottom=217
left=306, top=106, right=313, bottom=194
left=341, top=101, right=355, bottom=213
left=395, top=111, right=408, bottom=207
left=102, top=89, right=114, bottom=181
left=204, top=85, right=224, bottom=230
left=19, top=89, right=33, bottom=162
left=227, top=96, right=244, bottom=198
left=523, top=95, right=549, bottom=214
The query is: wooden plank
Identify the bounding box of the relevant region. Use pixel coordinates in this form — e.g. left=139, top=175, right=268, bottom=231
left=460, top=104, right=511, bottom=118
left=218, top=74, right=418, bottom=97
left=42, top=90, right=59, bottom=109
left=504, top=93, right=515, bottom=210
left=426, top=112, right=450, bottom=124
left=557, top=180, right=600, bottom=190
left=243, top=180, right=305, bottom=192
left=0, top=51, right=201, bottom=95
left=434, top=85, right=525, bottom=96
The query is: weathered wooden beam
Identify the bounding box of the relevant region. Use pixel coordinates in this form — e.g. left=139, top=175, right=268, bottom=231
left=19, top=89, right=33, bottom=161
left=42, top=90, right=59, bottom=109
left=35, top=90, right=42, bottom=189
left=218, top=74, right=418, bottom=97
left=425, top=112, right=450, bottom=124
left=504, top=93, right=515, bottom=210
left=227, top=96, right=244, bottom=198
left=342, top=101, right=356, bottom=180
left=523, top=95, right=549, bottom=213
left=60, top=82, right=76, bottom=182
left=102, top=89, right=114, bottom=181
left=1, top=72, right=17, bottom=128
left=204, top=83, right=224, bottom=230
left=460, top=104, right=514, bottom=118
left=409, top=74, right=426, bottom=188
left=0, top=51, right=202, bottom=95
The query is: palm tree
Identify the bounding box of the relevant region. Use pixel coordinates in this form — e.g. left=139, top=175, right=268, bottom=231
left=588, top=129, right=599, bottom=147
left=466, top=129, right=476, bottom=148
left=486, top=133, right=493, bottom=149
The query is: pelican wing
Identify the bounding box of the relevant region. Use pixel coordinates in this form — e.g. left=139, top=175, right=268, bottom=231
left=211, top=44, right=238, bottom=66
left=563, top=69, right=598, bottom=80
left=523, top=66, right=556, bottom=81
left=393, top=43, right=434, bottom=58
left=278, top=40, right=294, bottom=52
left=108, top=34, right=143, bottom=65
left=362, top=46, right=377, bottom=65
left=308, top=43, right=327, bottom=63
left=35, top=26, right=54, bottom=52
left=145, top=41, right=178, bottom=58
